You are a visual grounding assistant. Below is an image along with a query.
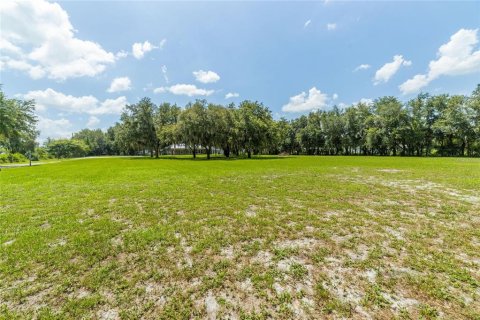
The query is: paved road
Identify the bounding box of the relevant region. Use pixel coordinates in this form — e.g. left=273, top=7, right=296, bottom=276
left=0, top=161, right=60, bottom=169
left=0, top=156, right=138, bottom=169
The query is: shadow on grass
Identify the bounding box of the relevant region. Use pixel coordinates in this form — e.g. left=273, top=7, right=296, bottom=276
left=125, top=155, right=292, bottom=161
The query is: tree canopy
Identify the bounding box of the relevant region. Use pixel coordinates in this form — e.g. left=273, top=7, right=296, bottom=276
left=2, top=85, right=480, bottom=160
left=64, top=85, right=479, bottom=159
left=0, top=88, right=38, bottom=155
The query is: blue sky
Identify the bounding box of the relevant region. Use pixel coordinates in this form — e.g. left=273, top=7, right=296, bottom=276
left=1, top=1, right=479, bottom=141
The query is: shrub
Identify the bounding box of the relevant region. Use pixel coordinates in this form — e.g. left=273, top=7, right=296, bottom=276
left=0, top=153, right=28, bottom=163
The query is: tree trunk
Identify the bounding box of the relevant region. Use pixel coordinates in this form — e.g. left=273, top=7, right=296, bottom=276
left=247, top=150, right=251, bottom=158
left=193, top=145, right=196, bottom=159
left=207, top=146, right=211, bottom=159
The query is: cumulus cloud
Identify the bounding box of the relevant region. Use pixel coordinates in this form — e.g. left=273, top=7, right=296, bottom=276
left=399, top=75, right=430, bottom=95
left=354, top=64, right=371, bottom=72
left=24, top=88, right=127, bottom=115
left=37, top=115, right=72, bottom=141
left=225, top=92, right=240, bottom=99
left=282, top=87, right=329, bottom=113
left=193, top=70, right=220, bottom=83
left=0, top=0, right=116, bottom=80
left=132, top=41, right=155, bottom=59
left=132, top=39, right=165, bottom=59
left=327, top=23, right=337, bottom=31
left=400, top=28, right=480, bottom=95
left=92, top=97, right=128, bottom=115
left=353, top=98, right=374, bottom=106
left=154, top=84, right=214, bottom=97
left=332, top=93, right=339, bottom=100
left=304, top=20, right=311, bottom=28
left=374, top=55, right=411, bottom=85
left=86, top=116, right=100, bottom=128
left=107, top=77, right=132, bottom=93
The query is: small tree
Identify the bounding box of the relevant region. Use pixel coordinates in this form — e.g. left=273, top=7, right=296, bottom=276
left=47, top=139, right=90, bottom=159
left=237, top=100, right=273, bottom=158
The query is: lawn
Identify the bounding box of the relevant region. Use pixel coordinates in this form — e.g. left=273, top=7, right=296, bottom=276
left=0, top=156, right=479, bottom=319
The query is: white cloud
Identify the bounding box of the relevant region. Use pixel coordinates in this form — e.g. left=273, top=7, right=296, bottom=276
left=161, top=65, right=169, bottom=83
left=193, top=70, right=220, bottom=83
left=132, top=39, right=165, bottom=59
left=354, top=64, right=371, bottom=72
left=25, top=89, right=97, bottom=114
left=24, top=88, right=127, bottom=115
left=374, top=55, right=411, bottom=85
left=0, top=38, right=22, bottom=55
left=350, top=98, right=373, bottom=106
left=332, top=93, right=339, bottom=100
left=115, top=50, right=128, bottom=59
left=86, top=116, right=100, bottom=128
left=132, top=41, right=154, bottom=59
left=327, top=23, right=337, bottom=31
left=0, top=0, right=115, bottom=80
left=107, top=77, right=132, bottom=93
left=282, top=87, right=329, bottom=113
left=399, top=75, right=430, bottom=95
left=154, top=84, right=214, bottom=97
left=400, top=28, right=480, bottom=95
left=37, top=115, right=72, bottom=141
left=1, top=58, right=46, bottom=79
left=304, top=20, right=311, bottom=28
left=91, top=97, right=127, bottom=115
left=354, top=98, right=374, bottom=106
left=225, top=92, right=240, bottom=99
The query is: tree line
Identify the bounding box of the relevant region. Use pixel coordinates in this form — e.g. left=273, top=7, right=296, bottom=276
left=64, top=85, right=480, bottom=158
left=0, top=88, right=37, bottom=163
left=1, top=85, right=480, bottom=161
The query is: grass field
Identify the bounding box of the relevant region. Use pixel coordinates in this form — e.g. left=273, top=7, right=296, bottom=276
left=1, top=156, right=479, bottom=319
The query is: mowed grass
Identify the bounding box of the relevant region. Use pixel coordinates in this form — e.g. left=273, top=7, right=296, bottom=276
left=0, top=156, right=479, bottom=319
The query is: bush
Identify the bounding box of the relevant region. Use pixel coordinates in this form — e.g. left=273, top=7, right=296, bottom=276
left=32, top=147, right=51, bottom=161
left=46, top=139, right=89, bottom=159
left=0, top=152, right=28, bottom=163
left=11, top=153, right=28, bottom=163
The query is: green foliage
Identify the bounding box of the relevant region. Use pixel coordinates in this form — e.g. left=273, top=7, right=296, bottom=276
left=46, top=84, right=480, bottom=159
left=289, top=262, right=308, bottom=280
left=0, top=87, right=38, bottom=157
left=0, top=152, right=28, bottom=163
left=237, top=100, right=274, bottom=158
left=33, top=147, right=51, bottom=160
left=361, top=284, right=391, bottom=308
left=119, top=97, right=158, bottom=157
left=154, top=102, right=181, bottom=154
left=46, top=139, right=90, bottom=159
left=419, top=304, right=439, bottom=319
left=72, top=129, right=110, bottom=156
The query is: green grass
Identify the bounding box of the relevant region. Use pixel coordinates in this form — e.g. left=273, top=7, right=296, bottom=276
left=0, top=156, right=479, bottom=319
